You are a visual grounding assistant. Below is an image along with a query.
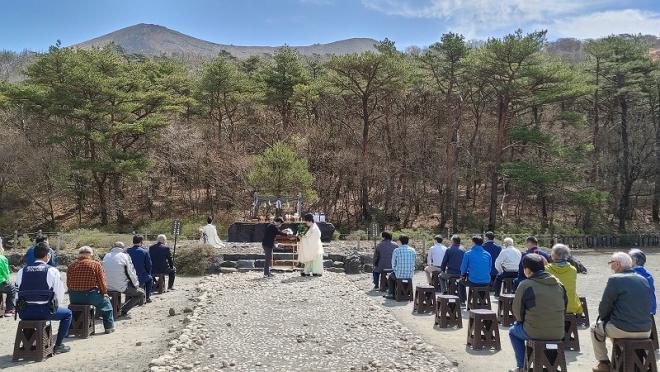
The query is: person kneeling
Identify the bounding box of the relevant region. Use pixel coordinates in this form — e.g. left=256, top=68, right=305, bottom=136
left=103, top=242, right=146, bottom=317
left=16, top=242, right=72, bottom=354
left=508, top=254, right=566, bottom=372
left=67, top=246, right=115, bottom=334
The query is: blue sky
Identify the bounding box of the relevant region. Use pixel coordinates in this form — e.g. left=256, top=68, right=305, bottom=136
left=2, top=0, right=659, bottom=51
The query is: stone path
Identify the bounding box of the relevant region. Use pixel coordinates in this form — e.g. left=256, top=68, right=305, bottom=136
left=151, top=272, right=457, bottom=372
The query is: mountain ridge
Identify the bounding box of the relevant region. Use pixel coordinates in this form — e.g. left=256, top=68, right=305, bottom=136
left=71, top=23, right=379, bottom=58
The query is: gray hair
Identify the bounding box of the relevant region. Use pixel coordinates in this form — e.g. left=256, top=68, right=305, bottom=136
left=157, top=234, right=167, bottom=243
left=629, top=248, right=646, bottom=266
left=79, top=246, right=93, bottom=255
left=610, top=252, right=633, bottom=269
left=503, top=237, right=514, bottom=247
left=113, top=241, right=125, bottom=249
left=551, top=244, right=571, bottom=260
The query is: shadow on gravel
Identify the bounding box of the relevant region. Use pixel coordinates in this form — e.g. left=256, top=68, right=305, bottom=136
left=280, top=276, right=316, bottom=284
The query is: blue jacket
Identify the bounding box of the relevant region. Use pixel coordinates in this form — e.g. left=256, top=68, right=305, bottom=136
left=24, top=246, right=57, bottom=267
left=518, top=247, right=551, bottom=280
left=460, top=245, right=492, bottom=284
left=483, top=241, right=501, bottom=277
left=633, top=266, right=657, bottom=315
left=440, top=244, right=465, bottom=275
left=149, top=243, right=174, bottom=274
left=127, top=245, right=152, bottom=284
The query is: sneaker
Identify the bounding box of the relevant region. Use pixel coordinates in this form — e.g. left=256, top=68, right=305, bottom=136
left=54, top=344, right=71, bottom=354
left=592, top=361, right=611, bottom=372
left=384, top=295, right=395, bottom=300
left=168, top=288, right=176, bottom=291
left=145, top=299, right=152, bottom=304
left=4, top=309, right=15, bottom=317
left=104, top=328, right=115, bottom=334
left=508, top=368, right=523, bottom=372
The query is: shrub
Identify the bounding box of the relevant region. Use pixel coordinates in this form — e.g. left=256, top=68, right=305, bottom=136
left=174, top=243, right=217, bottom=275
left=57, top=229, right=133, bottom=253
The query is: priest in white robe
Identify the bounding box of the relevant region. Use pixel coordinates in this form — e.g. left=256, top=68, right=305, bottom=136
left=298, top=213, right=324, bottom=276
left=200, top=216, right=225, bottom=248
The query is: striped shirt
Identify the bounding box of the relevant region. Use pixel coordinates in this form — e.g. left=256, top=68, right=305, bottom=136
left=392, top=245, right=417, bottom=279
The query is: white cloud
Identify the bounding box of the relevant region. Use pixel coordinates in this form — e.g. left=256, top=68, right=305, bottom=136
left=550, top=9, right=660, bottom=39
left=361, top=0, right=660, bottom=39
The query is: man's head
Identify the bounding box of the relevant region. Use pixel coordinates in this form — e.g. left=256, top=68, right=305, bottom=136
left=551, top=244, right=571, bottom=261
left=207, top=216, right=214, bottom=224
left=381, top=231, right=393, bottom=241
left=503, top=237, right=514, bottom=247
left=398, top=235, right=409, bottom=246
left=35, top=235, right=49, bottom=247
left=525, top=236, right=538, bottom=249
left=629, top=248, right=646, bottom=267
left=34, top=242, right=50, bottom=262
left=113, top=241, right=125, bottom=250
left=472, top=235, right=484, bottom=246
left=434, top=235, right=443, bottom=244
left=79, top=246, right=93, bottom=258
left=522, top=253, right=545, bottom=278
left=133, top=234, right=144, bottom=246
left=303, top=213, right=314, bottom=227
left=485, top=231, right=495, bottom=241
left=274, top=217, right=284, bottom=227
left=451, top=235, right=461, bottom=245
left=157, top=234, right=167, bottom=244
left=608, top=252, right=633, bottom=273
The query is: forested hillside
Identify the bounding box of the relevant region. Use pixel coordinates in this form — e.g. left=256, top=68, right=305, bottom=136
left=0, top=30, right=659, bottom=236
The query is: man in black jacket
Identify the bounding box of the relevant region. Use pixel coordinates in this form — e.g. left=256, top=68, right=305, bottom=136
left=262, top=217, right=289, bottom=278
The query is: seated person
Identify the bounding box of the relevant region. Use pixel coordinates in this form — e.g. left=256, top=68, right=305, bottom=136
left=439, top=235, right=465, bottom=294
left=24, top=235, right=57, bottom=267
left=67, top=246, right=114, bottom=334
left=509, top=254, right=566, bottom=372
left=458, top=235, right=492, bottom=303
left=629, top=248, right=656, bottom=316
left=493, top=237, right=521, bottom=297
left=372, top=232, right=398, bottom=290
left=0, top=237, right=17, bottom=317
left=591, top=252, right=652, bottom=372
left=103, top=241, right=146, bottom=316
left=514, top=236, right=551, bottom=290
left=16, top=242, right=71, bottom=354
left=482, top=231, right=502, bottom=285
left=127, top=235, right=153, bottom=303
left=424, top=235, right=447, bottom=286
left=385, top=235, right=417, bottom=299
left=546, top=244, right=582, bottom=315
left=149, top=235, right=176, bottom=290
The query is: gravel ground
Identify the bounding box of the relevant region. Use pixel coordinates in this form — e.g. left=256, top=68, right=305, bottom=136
left=0, top=274, right=203, bottom=372
left=150, top=272, right=458, bottom=372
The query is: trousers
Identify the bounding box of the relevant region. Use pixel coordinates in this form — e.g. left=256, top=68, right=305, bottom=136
left=0, top=281, right=16, bottom=311
left=69, top=289, right=114, bottom=330
left=19, top=305, right=72, bottom=346
left=591, top=321, right=651, bottom=361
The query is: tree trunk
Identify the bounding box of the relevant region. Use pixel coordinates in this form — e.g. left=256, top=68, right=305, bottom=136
left=360, top=95, right=370, bottom=222
left=93, top=172, right=108, bottom=225
left=617, top=91, right=630, bottom=233
left=653, top=82, right=660, bottom=222
left=488, top=96, right=508, bottom=231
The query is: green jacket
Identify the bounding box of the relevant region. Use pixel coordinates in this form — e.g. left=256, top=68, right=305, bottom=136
left=546, top=262, right=583, bottom=315
left=513, top=271, right=567, bottom=340
left=0, top=254, right=10, bottom=285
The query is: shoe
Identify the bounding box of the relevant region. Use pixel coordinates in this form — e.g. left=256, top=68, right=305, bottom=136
left=54, top=344, right=71, bottom=354
left=508, top=368, right=523, bottom=372
left=145, top=299, right=152, bottom=304
left=312, top=274, right=322, bottom=277
left=372, top=285, right=379, bottom=290
left=384, top=295, right=395, bottom=300
left=301, top=272, right=308, bottom=277
left=168, top=288, right=176, bottom=291
left=4, top=309, right=15, bottom=317
left=592, top=361, right=611, bottom=372
left=104, top=328, right=115, bottom=334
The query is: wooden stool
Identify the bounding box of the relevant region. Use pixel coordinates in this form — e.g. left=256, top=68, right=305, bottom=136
left=413, top=285, right=436, bottom=314
left=466, top=309, right=500, bottom=350
left=501, top=277, right=515, bottom=295
left=497, top=293, right=516, bottom=326
left=432, top=272, right=442, bottom=292
left=68, top=304, right=95, bottom=338
left=154, top=274, right=167, bottom=294
left=524, top=340, right=567, bottom=372
left=379, top=270, right=392, bottom=292
left=395, top=279, right=414, bottom=302
left=435, top=295, right=462, bottom=328
left=12, top=320, right=54, bottom=362
left=611, top=338, right=658, bottom=372
left=447, top=276, right=460, bottom=297
left=108, top=291, right=122, bottom=318
left=467, top=286, right=491, bottom=310
left=650, top=316, right=658, bottom=351
left=563, top=313, right=580, bottom=351
left=577, top=296, right=590, bottom=327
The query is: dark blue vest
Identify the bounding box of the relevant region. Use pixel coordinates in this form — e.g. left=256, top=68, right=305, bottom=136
left=18, top=263, right=55, bottom=308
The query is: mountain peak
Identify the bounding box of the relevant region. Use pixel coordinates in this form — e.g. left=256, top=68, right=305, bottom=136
left=72, top=23, right=377, bottom=58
